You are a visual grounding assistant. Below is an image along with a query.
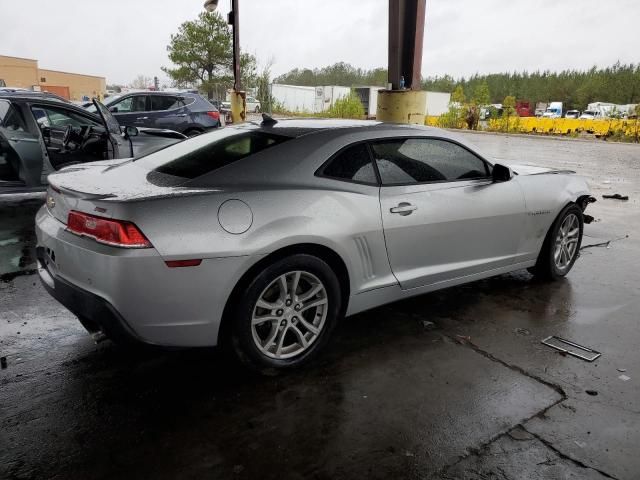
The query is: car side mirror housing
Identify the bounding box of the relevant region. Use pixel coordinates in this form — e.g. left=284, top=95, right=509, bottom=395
left=109, top=106, right=118, bottom=113
left=122, top=126, right=139, bottom=137
left=492, top=163, right=513, bottom=182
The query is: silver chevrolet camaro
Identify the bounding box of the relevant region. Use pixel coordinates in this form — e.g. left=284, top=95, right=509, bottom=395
left=35, top=118, right=595, bottom=370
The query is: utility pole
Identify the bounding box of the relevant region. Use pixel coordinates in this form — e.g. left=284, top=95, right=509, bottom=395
left=204, top=0, right=246, bottom=123
left=377, top=0, right=427, bottom=124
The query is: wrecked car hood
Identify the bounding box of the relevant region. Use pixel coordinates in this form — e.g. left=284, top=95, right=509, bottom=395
left=509, top=164, right=575, bottom=175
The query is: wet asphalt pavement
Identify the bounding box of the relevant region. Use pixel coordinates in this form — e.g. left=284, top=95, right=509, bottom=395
left=1, top=133, right=639, bottom=479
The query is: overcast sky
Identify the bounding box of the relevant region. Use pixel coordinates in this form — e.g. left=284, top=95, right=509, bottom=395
left=1, top=0, right=638, bottom=85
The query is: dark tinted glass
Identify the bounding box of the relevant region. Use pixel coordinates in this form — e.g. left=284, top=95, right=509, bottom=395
left=322, top=143, right=377, bottom=184
left=155, top=131, right=291, bottom=179
left=371, top=138, right=488, bottom=185
left=0, top=100, right=27, bottom=131
left=150, top=95, right=179, bottom=111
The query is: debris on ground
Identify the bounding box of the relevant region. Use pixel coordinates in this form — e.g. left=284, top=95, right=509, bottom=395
left=602, top=193, right=629, bottom=200
left=455, top=335, right=471, bottom=344
left=617, top=368, right=627, bottom=372
left=580, top=235, right=628, bottom=251
left=0, top=356, right=6, bottom=369
left=574, top=440, right=587, bottom=448
left=515, top=328, right=531, bottom=336
left=585, top=390, right=598, bottom=396
left=422, top=320, right=436, bottom=330
left=618, top=374, right=631, bottom=382
left=541, top=336, right=601, bottom=361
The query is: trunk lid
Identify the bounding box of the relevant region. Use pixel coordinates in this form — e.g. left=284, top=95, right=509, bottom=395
left=46, top=160, right=215, bottom=225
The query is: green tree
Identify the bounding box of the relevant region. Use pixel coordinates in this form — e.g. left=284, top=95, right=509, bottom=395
left=451, top=85, right=466, bottom=104
left=162, top=12, right=233, bottom=98
left=473, top=81, right=491, bottom=106
left=503, top=95, right=516, bottom=132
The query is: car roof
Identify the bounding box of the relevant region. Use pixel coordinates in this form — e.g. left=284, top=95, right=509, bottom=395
left=232, top=117, right=441, bottom=139
left=0, top=94, right=103, bottom=117
left=120, top=91, right=199, bottom=97
left=0, top=91, right=71, bottom=104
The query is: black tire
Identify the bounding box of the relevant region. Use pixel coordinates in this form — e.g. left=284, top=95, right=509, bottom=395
left=230, top=254, right=341, bottom=372
left=529, top=204, right=584, bottom=280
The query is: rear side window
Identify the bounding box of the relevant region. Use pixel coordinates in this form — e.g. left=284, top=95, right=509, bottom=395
left=150, top=96, right=179, bottom=111
left=320, top=143, right=377, bottom=184
left=154, top=131, right=291, bottom=179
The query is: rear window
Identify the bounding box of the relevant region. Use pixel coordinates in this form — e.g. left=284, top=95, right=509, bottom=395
left=153, top=131, right=291, bottom=179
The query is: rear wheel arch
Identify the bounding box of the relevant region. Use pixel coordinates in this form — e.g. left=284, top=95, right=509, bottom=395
left=218, top=243, right=351, bottom=345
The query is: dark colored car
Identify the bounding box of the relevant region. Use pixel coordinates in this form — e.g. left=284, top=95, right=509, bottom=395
left=0, top=94, right=185, bottom=194
left=87, top=91, right=222, bottom=136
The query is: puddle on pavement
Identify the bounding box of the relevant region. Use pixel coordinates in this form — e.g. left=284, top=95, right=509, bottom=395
left=0, top=198, right=43, bottom=276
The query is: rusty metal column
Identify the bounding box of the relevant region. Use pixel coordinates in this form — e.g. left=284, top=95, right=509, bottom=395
left=388, top=0, right=425, bottom=90
left=378, top=0, right=427, bottom=123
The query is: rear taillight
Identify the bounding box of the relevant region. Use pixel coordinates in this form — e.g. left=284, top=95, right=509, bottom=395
left=67, top=210, right=152, bottom=248
left=206, top=111, right=220, bottom=120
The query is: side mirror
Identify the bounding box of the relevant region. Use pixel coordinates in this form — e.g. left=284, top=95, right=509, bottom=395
left=492, top=163, right=513, bottom=182
left=122, top=126, right=139, bottom=138
left=109, top=106, right=118, bottom=113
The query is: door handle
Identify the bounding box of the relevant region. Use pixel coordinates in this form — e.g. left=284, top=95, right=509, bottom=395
left=390, top=202, right=417, bottom=215
left=136, top=116, right=149, bottom=120
left=174, top=113, right=188, bottom=117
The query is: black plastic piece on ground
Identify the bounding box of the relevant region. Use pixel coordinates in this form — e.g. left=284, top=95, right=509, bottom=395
left=602, top=193, right=629, bottom=200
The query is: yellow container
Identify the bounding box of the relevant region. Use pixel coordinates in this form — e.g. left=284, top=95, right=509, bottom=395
left=377, top=90, right=427, bottom=124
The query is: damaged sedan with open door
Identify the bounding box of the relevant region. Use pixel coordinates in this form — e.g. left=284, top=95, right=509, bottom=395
left=0, top=94, right=185, bottom=195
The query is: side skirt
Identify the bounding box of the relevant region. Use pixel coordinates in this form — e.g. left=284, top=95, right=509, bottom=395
left=346, top=259, right=536, bottom=316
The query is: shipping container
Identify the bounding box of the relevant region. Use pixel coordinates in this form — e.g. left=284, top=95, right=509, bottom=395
left=271, top=84, right=350, bottom=114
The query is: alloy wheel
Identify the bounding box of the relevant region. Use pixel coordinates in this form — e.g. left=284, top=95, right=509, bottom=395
left=553, top=213, right=580, bottom=270
left=251, top=271, right=328, bottom=359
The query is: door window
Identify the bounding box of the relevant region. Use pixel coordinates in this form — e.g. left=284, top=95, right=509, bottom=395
left=112, top=95, right=147, bottom=113
left=319, top=143, right=377, bottom=185
left=150, top=95, right=180, bottom=111
left=371, top=138, right=490, bottom=185
left=0, top=100, right=27, bottom=131
left=30, top=105, right=101, bottom=129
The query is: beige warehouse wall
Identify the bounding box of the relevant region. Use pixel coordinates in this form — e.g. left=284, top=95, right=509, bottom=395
left=0, top=55, right=39, bottom=88
left=39, top=69, right=106, bottom=101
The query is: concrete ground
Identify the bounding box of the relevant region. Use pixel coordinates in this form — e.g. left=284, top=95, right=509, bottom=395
left=1, top=133, right=639, bottom=479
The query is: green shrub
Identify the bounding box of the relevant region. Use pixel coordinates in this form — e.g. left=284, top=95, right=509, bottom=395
left=325, top=93, right=365, bottom=119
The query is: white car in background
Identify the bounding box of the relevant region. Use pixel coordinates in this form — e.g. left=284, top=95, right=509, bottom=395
left=221, top=96, right=261, bottom=114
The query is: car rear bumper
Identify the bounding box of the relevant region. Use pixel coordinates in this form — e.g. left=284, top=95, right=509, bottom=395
left=35, top=205, right=261, bottom=347
left=37, top=246, right=142, bottom=345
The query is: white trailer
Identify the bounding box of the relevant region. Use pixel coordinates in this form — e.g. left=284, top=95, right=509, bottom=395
left=271, top=84, right=316, bottom=113
left=271, top=84, right=351, bottom=114
left=354, top=86, right=384, bottom=118
left=424, top=91, right=451, bottom=116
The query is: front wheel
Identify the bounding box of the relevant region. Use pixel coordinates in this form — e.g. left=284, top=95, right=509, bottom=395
left=230, top=254, right=341, bottom=371
left=529, top=204, right=584, bottom=280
